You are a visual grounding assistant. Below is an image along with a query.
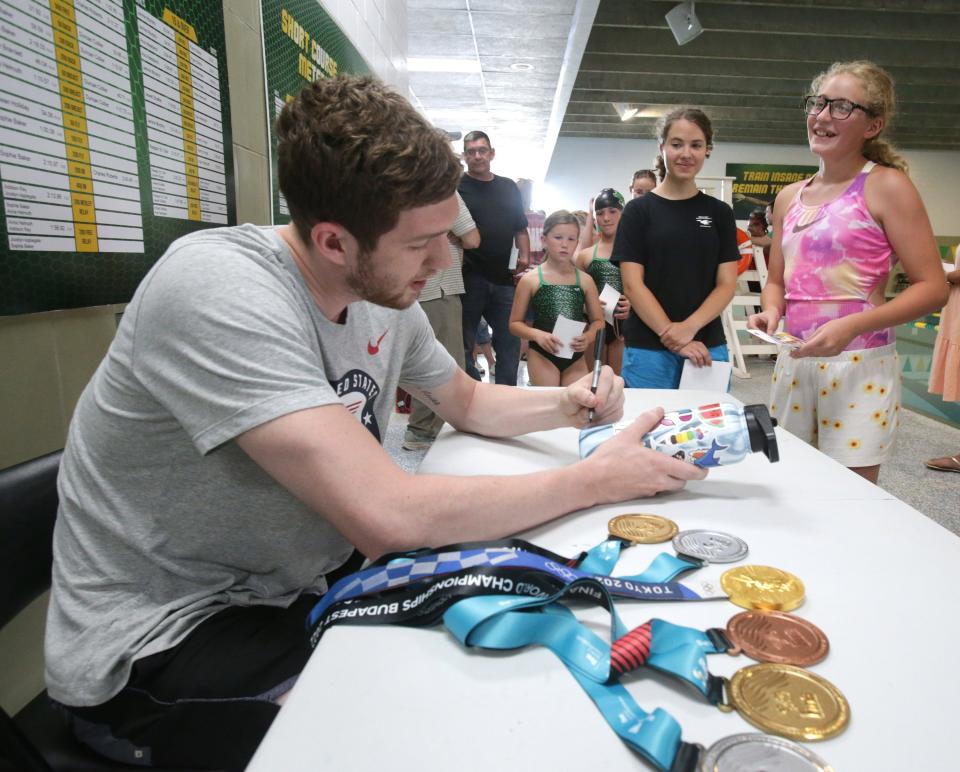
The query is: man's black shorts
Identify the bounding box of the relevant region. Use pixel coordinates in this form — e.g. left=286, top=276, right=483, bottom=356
left=55, top=553, right=365, bottom=770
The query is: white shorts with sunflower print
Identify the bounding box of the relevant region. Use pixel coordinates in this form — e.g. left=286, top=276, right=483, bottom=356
left=769, top=343, right=900, bottom=467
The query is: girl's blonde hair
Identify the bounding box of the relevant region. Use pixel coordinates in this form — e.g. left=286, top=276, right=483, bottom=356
left=810, top=60, right=908, bottom=173
left=543, top=210, right=581, bottom=238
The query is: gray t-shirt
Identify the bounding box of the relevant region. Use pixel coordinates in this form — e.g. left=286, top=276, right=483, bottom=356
left=45, top=224, right=457, bottom=706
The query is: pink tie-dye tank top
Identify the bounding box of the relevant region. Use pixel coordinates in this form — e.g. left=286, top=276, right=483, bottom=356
left=781, top=162, right=895, bottom=350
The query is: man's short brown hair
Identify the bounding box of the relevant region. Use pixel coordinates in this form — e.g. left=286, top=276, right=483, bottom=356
left=277, top=76, right=462, bottom=252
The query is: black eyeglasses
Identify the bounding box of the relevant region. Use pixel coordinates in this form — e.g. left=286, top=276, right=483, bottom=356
left=802, top=95, right=876, bottom=120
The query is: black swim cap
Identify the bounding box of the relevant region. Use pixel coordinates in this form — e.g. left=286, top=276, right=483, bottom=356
left=594, top=188, right=625, bottom=212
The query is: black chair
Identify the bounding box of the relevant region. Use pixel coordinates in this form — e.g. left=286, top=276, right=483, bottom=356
left=0, top=451, right=213, bottom=772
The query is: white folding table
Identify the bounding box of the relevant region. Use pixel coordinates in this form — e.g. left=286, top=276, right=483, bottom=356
left=248, top=389, right=959, bottom=771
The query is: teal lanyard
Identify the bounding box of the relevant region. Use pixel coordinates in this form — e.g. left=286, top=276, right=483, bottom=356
left=444, top=586, right=719, bottom=771
left=578, top=538, right=702, bottom=583
left=444, top=591, right=725, bottom=699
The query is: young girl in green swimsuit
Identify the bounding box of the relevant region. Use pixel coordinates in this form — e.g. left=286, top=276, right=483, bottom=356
left=510, top=210, right=604, bottom=386
left=575, top=188, right=631, bottom=375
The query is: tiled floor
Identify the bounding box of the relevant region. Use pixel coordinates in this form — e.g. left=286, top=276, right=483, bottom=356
left=731, top=358, right=960, bottom=535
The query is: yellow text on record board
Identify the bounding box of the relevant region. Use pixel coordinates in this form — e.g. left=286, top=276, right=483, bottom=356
left=76, top=223, right=98, bottom=251
left=51, top=12, right=78, bottom=39
left=734, top=182, right=811, bottom=195
left=163, top=9, right=198, bottom=43
left=281, top=9, right=310, bottom=50
left=172, top=23, right=201, bottom=224
left=734, top=170, right=813, bottom=195
left=50, top=0, right=76, bottom=21
left=282, top=8, right=339, bottom=79
left=64, top=130, right=88, bottom=149
left=740, top=171, right=810, bottom=183
left=55, top=45, right=80, bottom=70
left=64, top=114, right=86, bottom=134
left=72, top=196, right=95, bottom=222
left=69, top=175, right=92, bottom=194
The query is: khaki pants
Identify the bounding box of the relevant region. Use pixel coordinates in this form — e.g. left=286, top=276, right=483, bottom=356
left=407, top=293, right=466, bottom=438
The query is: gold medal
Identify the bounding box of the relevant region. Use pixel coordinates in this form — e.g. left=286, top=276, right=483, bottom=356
left=723, top=663, right=850, bottom=741
left=607, top=514, right=678, bottom=544
left=720, top=565, right=805, bottom=612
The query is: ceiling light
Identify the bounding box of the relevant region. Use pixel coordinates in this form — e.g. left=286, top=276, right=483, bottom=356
left=407, top=57, right=481, bottom=73
left=509, top=62, right=534, bottom=72
left=665, top=1, right=704, bottom=46
left=613, top=102, right=642, bottom=121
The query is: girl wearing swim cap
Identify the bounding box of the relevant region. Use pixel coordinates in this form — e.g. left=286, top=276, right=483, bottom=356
left=576, top=188, right=631, bottom=375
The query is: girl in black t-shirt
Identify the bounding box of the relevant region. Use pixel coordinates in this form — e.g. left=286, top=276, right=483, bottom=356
left=611, top=107, right=739, bottom=389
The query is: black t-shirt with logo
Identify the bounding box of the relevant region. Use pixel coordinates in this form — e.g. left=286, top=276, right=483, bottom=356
left=458, top=174, right=529, bottom=286
left=611, top=191, right=738, bottom=349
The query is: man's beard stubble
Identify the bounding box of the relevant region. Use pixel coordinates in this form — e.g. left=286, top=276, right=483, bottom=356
left=345, top=250, right=414, bottom=310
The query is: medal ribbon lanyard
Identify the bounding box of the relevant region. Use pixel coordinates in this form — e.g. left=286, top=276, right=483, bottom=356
left=444, top=591, right=727, bottom=702
left=578, top=538, right=702, bottom=584
left=443, top=586, right=720, bottom=771
left=307, top=541, right=718, bottom=633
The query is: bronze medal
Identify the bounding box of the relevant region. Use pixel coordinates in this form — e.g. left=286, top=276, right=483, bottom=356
left=724, top=663, right=850, bottom=741
left=720, top=565, right=805, bottom=612
left=726, top=610, right=829, bottom=666
left=607, top=514, right=678, bottom=544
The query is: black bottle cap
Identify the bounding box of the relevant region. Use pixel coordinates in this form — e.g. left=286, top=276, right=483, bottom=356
left=743, top=404, right=779, bottom=463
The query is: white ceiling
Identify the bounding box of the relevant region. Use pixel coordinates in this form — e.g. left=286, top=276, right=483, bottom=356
left=407, top=0, right=960, bottom=183
left=407, top=0, right=598, bottom=180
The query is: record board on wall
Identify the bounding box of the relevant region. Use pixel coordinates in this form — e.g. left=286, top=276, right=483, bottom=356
left=725, top=162, right=818, bottom=220
left=0, top=0, right=236, bottom=315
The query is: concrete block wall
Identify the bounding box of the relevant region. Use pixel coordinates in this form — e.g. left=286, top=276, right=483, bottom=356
left=321, top=0, right=408, bottom=93
left=224, top=0, right=272, bottom=226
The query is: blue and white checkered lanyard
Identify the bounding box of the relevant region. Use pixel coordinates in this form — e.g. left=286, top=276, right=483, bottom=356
left=443, top=584, right=725, bottom=771
left=578, top=537, right=703, bottom=583
left=307, top=541, right=722, bottom=634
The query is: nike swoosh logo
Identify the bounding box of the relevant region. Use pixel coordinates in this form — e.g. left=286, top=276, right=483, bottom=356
left=792, top=219, right=823, bottom=234
left=792, top=206, right=826, bottom=233
left=367, top=330, right=389, bottom=355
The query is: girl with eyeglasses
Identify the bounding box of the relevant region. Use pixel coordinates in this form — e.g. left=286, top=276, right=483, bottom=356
left=612, top=106, right=739, bottom=389
left=749, top=60, right=949, bottom=483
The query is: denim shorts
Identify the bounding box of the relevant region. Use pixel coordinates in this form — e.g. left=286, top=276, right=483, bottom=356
left=476, top=318, right=492, bottom=344
left=622, top=344, right=730, bottom=389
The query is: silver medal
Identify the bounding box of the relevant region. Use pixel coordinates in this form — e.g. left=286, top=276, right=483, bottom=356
left=673, top=529, right=748, bottom=563
left=700, top=733, right=833, bottom=772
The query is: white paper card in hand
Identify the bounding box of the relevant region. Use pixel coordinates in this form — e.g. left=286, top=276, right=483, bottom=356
left=678, top=359, right=732, bottom=392
left=508, top=244, right=518, bottom=270
left=747, top=328, right=803, bottom=348
left=551, top=315, right=588, bottom=359
left=598, top=283, right=620, bottom=325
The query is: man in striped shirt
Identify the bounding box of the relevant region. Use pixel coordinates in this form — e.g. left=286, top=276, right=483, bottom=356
left=403, top=192, right=480, bottom=450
